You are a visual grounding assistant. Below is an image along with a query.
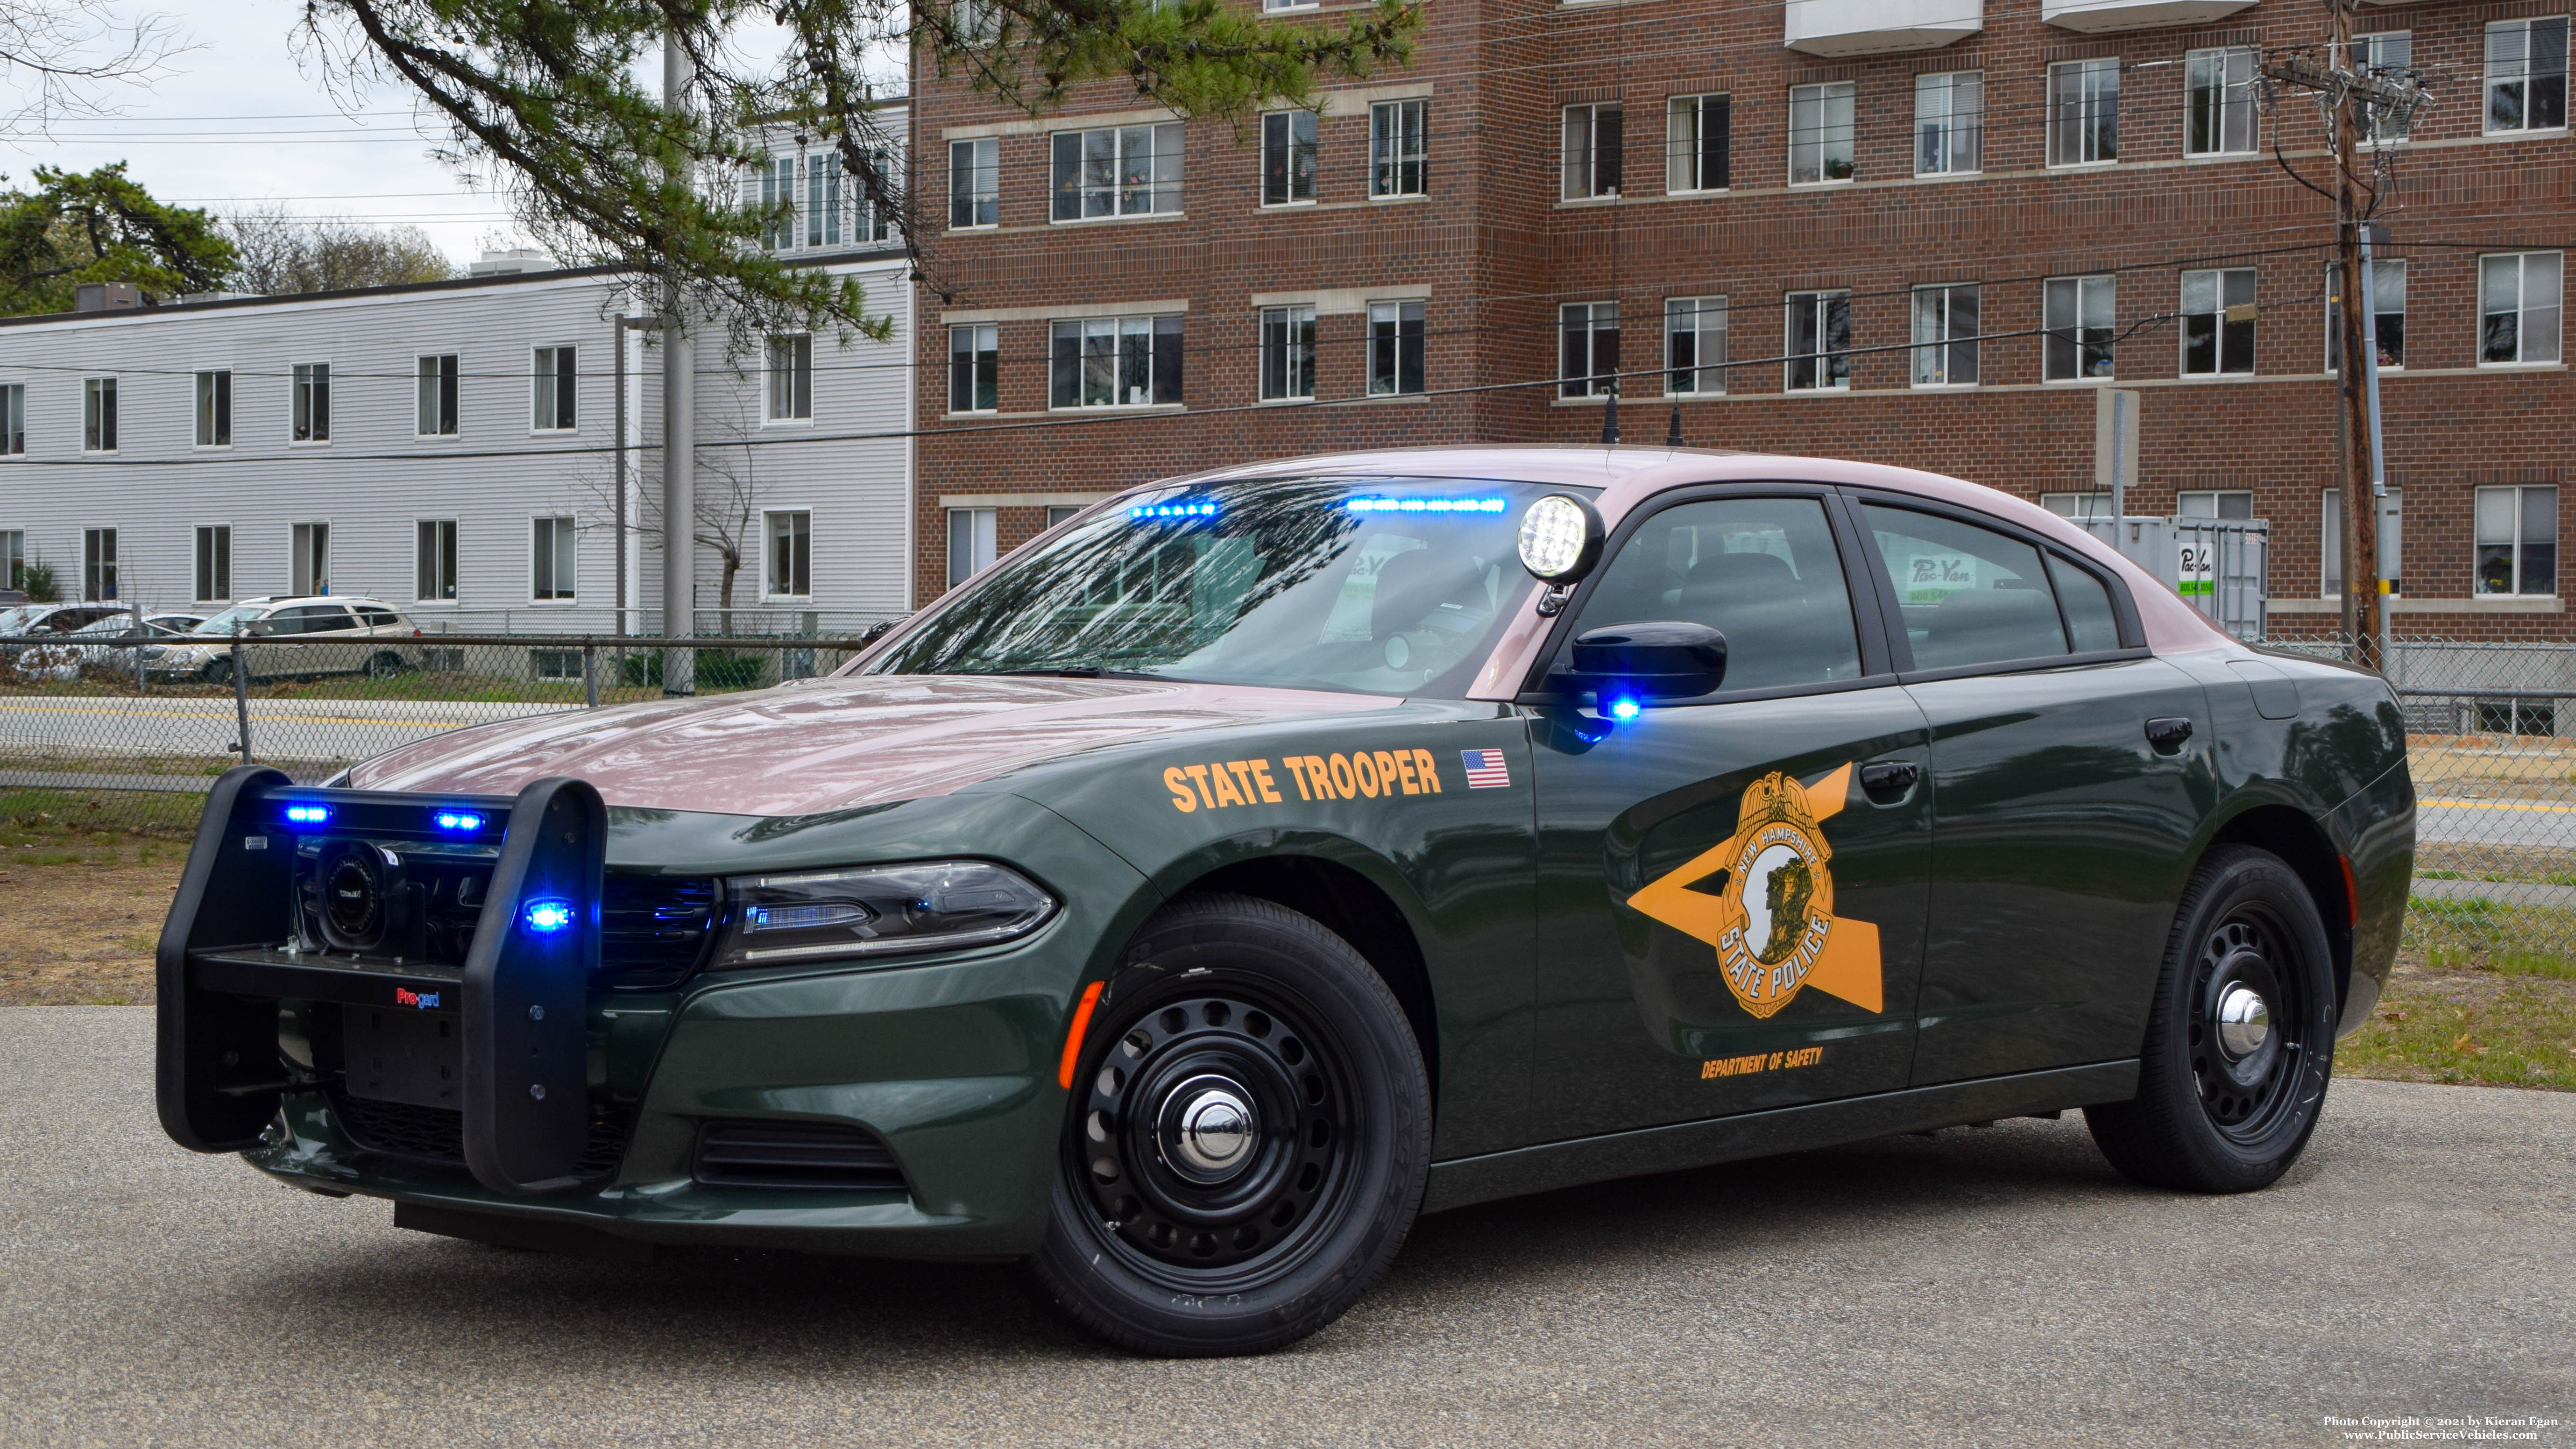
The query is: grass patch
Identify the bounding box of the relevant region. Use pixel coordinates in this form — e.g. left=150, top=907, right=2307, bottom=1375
left=2416, top=869, right=2463, bottom=880
left=2342, top=955, right=2576, bottom=1090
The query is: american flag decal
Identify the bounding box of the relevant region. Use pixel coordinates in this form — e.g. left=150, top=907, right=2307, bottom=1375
left=1460, top=749, right=1512, bottom=789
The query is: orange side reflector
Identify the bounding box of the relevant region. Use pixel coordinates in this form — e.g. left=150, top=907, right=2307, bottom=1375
left=1056, top=981, right=1105, bottom=1091
left=2338, top=854, right=2362, bottom=927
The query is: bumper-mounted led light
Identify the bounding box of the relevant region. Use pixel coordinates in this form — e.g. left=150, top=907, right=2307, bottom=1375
left=522, top=899, right=575, bottom=934
left=434, top=811, right=488, bottom=833
left=283, top=805, right=332, bottom=826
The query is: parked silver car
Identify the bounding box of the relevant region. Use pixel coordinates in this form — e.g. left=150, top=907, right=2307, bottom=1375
left=147, top=597, right=421, bottom=684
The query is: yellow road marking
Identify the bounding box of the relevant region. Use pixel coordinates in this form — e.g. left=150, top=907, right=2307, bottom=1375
left=2420, top=799, right=2576, bottom=813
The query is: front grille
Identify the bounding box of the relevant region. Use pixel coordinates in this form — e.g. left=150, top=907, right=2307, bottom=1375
left=692, top=1121, right=908, bottom=1193
left=599, top=874, right=721, bottom=989
left=330, top=1088, right=632, bottom=1180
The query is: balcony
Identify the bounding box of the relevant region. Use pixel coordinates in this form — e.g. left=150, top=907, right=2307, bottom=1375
left=1783, top=0, right=1982, bottom=57
left=2041, top=0, right=2256, bottom=32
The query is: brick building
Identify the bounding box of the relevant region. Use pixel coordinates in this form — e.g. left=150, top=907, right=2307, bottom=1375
left=906, top=0, right=2570, bottom=635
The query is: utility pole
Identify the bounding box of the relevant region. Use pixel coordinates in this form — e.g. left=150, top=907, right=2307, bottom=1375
left=661, top=30, right=697, bottom=695
left=2265, top=6, right=2425, bottom=671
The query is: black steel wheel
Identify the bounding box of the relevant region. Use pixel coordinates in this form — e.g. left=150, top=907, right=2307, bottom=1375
left=2088, top=845, right=2337, bottom=1193
left=1022, top=893, right=1428, bottom=1356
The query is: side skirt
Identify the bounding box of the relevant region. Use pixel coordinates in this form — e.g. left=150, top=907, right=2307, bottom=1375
left=1422, top=1059, right=2139, bottom=1215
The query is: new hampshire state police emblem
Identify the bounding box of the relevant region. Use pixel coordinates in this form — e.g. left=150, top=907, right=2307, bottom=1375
left=1624, top=763, right=1883, bottom=1020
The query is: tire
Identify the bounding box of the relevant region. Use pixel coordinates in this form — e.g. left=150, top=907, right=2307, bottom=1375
left=1020, top=892, right=1430, bottom=1357
left=200, top=658, right=232, bottom=686
left=2087, top=845, right=2337, bottom=1194
left=365, top=651, right=407, bottom=680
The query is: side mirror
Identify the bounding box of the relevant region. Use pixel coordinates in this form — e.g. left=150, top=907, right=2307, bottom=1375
left=1564, top=622, right=1728, bottom=706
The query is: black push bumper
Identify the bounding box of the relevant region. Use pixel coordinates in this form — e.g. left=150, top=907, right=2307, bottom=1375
left=156, top=764, right=611, bottom=1195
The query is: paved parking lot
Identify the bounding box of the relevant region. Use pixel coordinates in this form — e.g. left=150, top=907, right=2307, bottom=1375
left=2, top=1006, right=2567, bottom=1448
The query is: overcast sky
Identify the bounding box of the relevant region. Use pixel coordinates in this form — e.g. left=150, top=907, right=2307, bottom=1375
left=0, top=0, right=877, bottom=266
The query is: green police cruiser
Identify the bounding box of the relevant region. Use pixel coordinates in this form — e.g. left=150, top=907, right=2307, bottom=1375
left=156, top=447, right=2414, bottom=1356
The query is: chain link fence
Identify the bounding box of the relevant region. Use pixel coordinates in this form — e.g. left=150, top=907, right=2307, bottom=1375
left=9, top=626, right=2574, bottom=971
left=0, top=632, right=887, bottom=836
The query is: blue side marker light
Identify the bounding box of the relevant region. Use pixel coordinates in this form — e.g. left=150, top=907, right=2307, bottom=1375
left=522, top=899, right=575, bottom=934
left=433, top=811, right=487, bottom=833
left=283, top=805, right=332, bottom=825
left=1606, top=696, right=1642, bottom=722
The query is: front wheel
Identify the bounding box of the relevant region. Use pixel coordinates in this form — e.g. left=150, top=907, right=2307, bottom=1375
left=199, top=658, right=232, bottom=686
left=1020, top=893, right=1429, bottom=1357
left=2087, top=845, right=2337, bottom=1193
left=364, top=651, right=407, bottom=679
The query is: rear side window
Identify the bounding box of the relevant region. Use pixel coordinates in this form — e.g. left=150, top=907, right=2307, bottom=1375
left=1571, top=496, right=1862, bottom=693
left=2048, top=554, right=2122, bottom=652
left=1861, top=504, right=2070, bottom=671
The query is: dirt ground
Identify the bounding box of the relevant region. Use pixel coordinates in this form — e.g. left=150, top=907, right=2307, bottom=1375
left=0, top=857, right=176, bottom=1005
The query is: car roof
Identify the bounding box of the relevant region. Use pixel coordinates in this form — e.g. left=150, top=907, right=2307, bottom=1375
left=249, top=595, right=400, bottom=611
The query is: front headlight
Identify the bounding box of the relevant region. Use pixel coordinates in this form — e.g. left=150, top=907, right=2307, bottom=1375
left=712, top=860, right=1057, bottom=968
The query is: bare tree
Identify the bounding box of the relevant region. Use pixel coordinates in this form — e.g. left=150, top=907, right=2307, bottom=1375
left=221, top=205, right=456, bottom=295
left=0, top=0, right=189, bottom=133
left=569, top=356, right=771, bottom=634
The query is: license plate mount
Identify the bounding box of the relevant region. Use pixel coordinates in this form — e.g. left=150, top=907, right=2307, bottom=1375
left=343, top=1006, right=461, bottom=1110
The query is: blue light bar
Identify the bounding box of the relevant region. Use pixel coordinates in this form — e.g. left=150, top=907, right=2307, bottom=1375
left=433, top=811, right=488, bottom=833
left=1606, top=696, right=1642, bottom=722
left=1344, top=496, right=1509, bottom=514
left=283, top=805, right=332, bottom=825
left=1129, top=502, right=1219, bottom=519
left=522, top=899, right=575, bottom=934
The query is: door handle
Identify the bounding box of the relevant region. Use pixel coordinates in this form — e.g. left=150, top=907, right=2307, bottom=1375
left=1859, top=760, right=1920, bottom=793
left=2145, top=717, right=2194, bottom=754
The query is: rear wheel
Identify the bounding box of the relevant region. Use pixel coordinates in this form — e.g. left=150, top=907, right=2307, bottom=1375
left=1020, top=893, right=1429, bottom=1357
left=199, top=658, right=232, bottom=686
left=2087, top=845, right=2336, bottom=1193
left=364, top=651, right=407, bottom=679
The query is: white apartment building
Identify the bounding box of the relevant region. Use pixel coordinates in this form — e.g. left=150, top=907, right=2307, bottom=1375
left=0, top=149, right=916, bottom=635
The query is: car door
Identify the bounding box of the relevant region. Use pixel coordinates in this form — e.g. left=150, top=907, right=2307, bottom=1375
left=1529, top=488, right=1934, bottom=1141
left=1847, top=496, right=2214, bottom=1086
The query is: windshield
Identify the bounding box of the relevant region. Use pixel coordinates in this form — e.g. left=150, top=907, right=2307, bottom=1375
left=192, top=606, right=265, bottom=636
left=0, top=607, right=35, bottom=634
left=866, top=476, right=1571, bottom=697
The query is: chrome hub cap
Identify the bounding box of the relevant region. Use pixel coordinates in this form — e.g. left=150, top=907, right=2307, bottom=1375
left=1165, top=1078, right=1257, bottom=1181
left=2214, top=984, right=2271, bottom=1061
left=2189, top=912, right=2308, bottom=1138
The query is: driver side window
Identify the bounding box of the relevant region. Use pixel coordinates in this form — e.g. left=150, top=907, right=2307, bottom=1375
left=1571, top=496, right=1862, bottom=693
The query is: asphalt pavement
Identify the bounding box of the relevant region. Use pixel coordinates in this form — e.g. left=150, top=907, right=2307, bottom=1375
left=1, top=1007, right=2569, bottom=1448
left=0, top=695, right=570, bottom=772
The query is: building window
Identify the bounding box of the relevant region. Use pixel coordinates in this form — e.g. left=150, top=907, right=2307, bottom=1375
left=949, top=138, right=999, bottom=227
left=290, top=522, right=329, bottom=596
left=1, top=531, right=22, bottom=591
left=415, top=355, right=457, bottom=437
left=2355, top=31, right=2416, bottom=141
left=1047, top=505, right=1084, bottom=529
left=1664, top=297, right=1727, bottom=395
left=766, top=333, right=813, bottom=421
left=194, top=525, right=231, bottom=603
left=2179, top=490, right=2254, bottom=520
left=1049, top=316, right=1183, bottom=407
left=1559, top=302, right=1620, bottom=397
left=1788, top=82, right=1856, bottom=184
left=1051, top=123, right=1185, bottom=220
left=532, top=516, right=576, bottom=601
left=1911, top=283, right=1979, bottom=386
left=1666, top=93, right=1731, bottom=193
left=1372, top=99, right=1427, bottom=197
left=532, top=345, right=575, bottom=430
left=1784, top=291, right=1852, bottom=391
left=2044, top=275, right=2117, bottom=381
left=2040, top=493, right=2115, bottom=519
left=1913, top=72, right=1982, bottom=176
left=1, top=384, right=21, bottom=456
left=195, top=370, right=231, bottom=447
left=2328, top=258, right=2406, bottom=371
left=2185, top=47, right=2258, bottom=156
left=765, top=510, right=812, bottom=598
left=2485, top=18, right=2569, bottom=135
left=83, top=527, right=116, bottom=601
left=947, top=507, right=997, bottom=587
left=82, top=377, right=116, bottom=452
left=291, top=362, right=330, bottom=442
left=417, top=519, right=458, bottom=602
left=1261, top=110, right=1317, bottom=206
left=2047, top=58, right=2121, bottom=167
left=2481, top=252, right=2563, bottom=364
left=758, top=154, right=799, bottom=249
left=2477, top=485, right=2558, bottom=595
left=1369, top=300, right=1425, bottom=396
left=1261, top=305, right=1317, bottom=401
left=948, top=324, right=998, bottom=412
left=2180, top=268, right=2257, bottom=376
left=1562, top=102, right=1624, bottom=199
left=809, top=152, right=844, bottom=248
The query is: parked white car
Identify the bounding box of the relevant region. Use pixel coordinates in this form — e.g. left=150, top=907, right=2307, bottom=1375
left=67, top=612, right=208, bottom=668
left=146, top=597, right=422, bottom=684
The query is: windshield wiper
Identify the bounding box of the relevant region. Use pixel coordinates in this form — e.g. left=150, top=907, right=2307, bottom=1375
left=990, top=664, right=1167, bottom=680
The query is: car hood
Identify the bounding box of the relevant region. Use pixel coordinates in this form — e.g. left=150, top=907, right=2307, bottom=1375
left=347, top=673, right=1394, bottom=817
